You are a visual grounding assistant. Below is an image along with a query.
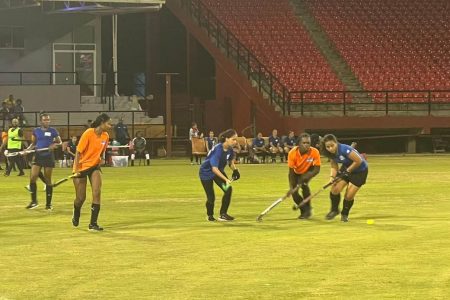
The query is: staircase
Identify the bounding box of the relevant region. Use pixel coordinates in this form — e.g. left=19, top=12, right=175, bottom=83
left=290, top=0, right=371, bottom=103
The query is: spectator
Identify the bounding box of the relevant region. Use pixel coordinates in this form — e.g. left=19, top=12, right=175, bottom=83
left=114, top=117, right=130, bottom=146
left=13, top=99, right=25, bottom=126
left=84, top=119, right=93, bottom=130
left=4, top=94, right=14, bottom=107
left=1, top=102, right=11, bottom=131
left=268, top=129, right=284, bottom=163
left=251, top=132, right=268, bottom=163
left=5, top=118, right=25, bottom=176
left=130, top=131, right=149, bottom=166
left=189, top=122, right=203, bottom=165
left=205, top=130, right=218, bottom=152
left=65, top=136, right=78, bottom=167
left=283, top=130, right=298, bottom=160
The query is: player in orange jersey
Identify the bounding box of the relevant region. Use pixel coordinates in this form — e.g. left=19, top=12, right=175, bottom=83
left=287, top=133, right=321, bottom=219
left=72, top=113, right=111, bottom=231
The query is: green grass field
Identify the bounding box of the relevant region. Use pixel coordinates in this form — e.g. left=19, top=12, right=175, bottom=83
left=1, top=156, right=450, bottom=299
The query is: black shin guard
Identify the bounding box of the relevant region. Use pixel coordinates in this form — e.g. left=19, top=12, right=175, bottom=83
left=90, top=203, right=101, bottom=225
left=30, top=182, right=37, bottom=203
left=45, top=185, right=53, bottom=206
left=341, top=199, right=354, bottom=216
left=330, top=192, right=341, bottom=212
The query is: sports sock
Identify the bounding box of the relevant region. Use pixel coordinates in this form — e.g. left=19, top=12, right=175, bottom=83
left=341, top=199, right=354, bottom=215
left=90, top=203, right=101, bottom=225
left=30, top=182, right=37, bottom=202
left=45, top=185, right=53, bottom=206
left=73, top=203, right=81, bottom=220
left=330, top=192, right=341, bottom=211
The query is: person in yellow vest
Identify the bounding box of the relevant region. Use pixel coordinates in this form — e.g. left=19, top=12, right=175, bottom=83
left=5, top=118, right=25, bottom=176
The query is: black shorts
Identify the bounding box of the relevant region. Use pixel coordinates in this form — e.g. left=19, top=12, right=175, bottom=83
left=33, top=153, right=55, bottom=168
left=78, top=165, right=101, bottom=179
left=341, top=167, right=368, bottom=188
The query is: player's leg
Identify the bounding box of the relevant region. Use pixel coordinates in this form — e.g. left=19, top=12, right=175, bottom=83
left=299, top=176, right=312, bottom=219
left=340, top=170, right=368, bottom=222
left=43, top=167, right=54, bottom=210
left=214, top=176, right=234, bottom=221
left=88, top=169, right=103, bottom=231
left=26, top=165, right=42, bottom=209
left=201, top=179, right=216, bottom=221
left=288, top=170, right=303, bottom=207
left=325, top=179, right=348, bottom=220
left=72, top=176, right=87, bottom=227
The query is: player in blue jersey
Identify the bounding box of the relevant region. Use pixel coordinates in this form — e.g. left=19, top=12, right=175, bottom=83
left=199, top=129, right=240, bottom=222
left=25, top=113, right=62, bottom=210
left=320, top=134, right=368, bottom=222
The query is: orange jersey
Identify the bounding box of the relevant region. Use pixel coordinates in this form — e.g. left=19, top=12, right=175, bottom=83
left=1, top=131, right=7, bottom=143
left=75, top=128, right=109, bottom=172
left=288, top=146, right=321, bottom=174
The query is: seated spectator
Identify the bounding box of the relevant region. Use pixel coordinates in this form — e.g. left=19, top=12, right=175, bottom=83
left=205, top=130, right=218, bottom=152
left=131, top=131, right=149, bottom=166
left=251, top=132, right=268, bottom=162
left=269, top=129, right=284, bottom=163
left=283, top=130, right=298, bottom=160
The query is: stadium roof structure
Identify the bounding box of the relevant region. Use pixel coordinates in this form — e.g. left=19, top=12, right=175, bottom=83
left=0, top=0, right=165, bottom=14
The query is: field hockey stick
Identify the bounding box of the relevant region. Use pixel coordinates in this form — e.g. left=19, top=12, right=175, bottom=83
left=6, top=147, right=50, bottom=157
left=294, top=177, right=342, bottom=209
left=52, top=173, right=80, bottom=187
left=256, top=184, right=301, bottom=222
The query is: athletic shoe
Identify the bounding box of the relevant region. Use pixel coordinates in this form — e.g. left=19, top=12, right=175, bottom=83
left=325, top=210, right=340, bottom=220
left=218, top=213, right=235, bottom=221
left=88, top=224, right=104, bottom=231
left=298, top=210, right=312, bottom=220
left=18, top=172, right=25, bottom=176
left=341, top=214, right=349, bottom=222
left=26, top=202, right=39, bottom=209
left=45, top=205, right=53, bottom=211
left=207, top=215, right=216, bottom=222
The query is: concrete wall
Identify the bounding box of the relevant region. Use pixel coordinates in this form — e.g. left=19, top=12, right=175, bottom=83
left=0, top=85, right=80, bottom=111
left=0, top=7, right=101, bottom=86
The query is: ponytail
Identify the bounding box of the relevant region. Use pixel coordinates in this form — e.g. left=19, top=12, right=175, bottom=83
left=91, top=113, right=111, bottom=128
left=218, top=129, right=237, bottom=143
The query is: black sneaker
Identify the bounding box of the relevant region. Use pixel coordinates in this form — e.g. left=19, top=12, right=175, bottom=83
left=26, top=202, right=39, bottom=209
left=18, top=171, right=25, bottom=176
left=88, top=224, right=104, bottom=231
left=72, top=217, right=79, bottom=227
left=325, top=210, right=340, bottom=220
left=45, top=205, right=53, bottom=211
left=298, top=210, right=312, bottom=220
left=341, top=214, right=349, bottom=222
left=207, top=215, right=216, bottom=222
left=218, top=213, right=234, bottom=221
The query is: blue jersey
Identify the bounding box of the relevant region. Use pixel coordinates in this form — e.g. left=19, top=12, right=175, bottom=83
left=33, top=127, right=59, bottom=156
left=269, top=135, right=281, bottom=147
left=285, top=136, right=297, bottom=146
left=253, top=138, right=265, bottom=148
left=199, top=143, right=235, bottom=180
left=333, top=143, right=368, bottom=172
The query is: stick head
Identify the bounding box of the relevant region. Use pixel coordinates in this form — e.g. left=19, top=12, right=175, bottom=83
left=256, top=215, right=263, bottom=222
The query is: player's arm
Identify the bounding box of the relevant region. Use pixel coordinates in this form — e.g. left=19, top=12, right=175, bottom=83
left=330, top=160, right=339, bottom=180
left=50, top=135, right=63, bottom=149
left=26, top=134, right=36, bottom=150
left=345, top=151, right=362, bottom=173
left=212, top=167, right=230, bottom=183
left=301, top=165, right=320, bottom=183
